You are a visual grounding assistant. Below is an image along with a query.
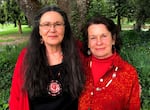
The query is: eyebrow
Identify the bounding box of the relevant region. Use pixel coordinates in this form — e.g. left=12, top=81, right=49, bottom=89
left=40, top=21, right=64, bottom=24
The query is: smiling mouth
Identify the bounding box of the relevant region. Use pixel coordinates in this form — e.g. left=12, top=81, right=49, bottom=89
left=96, top=47, right=105, bottom=50
left=48, top=35, right=57, bottom=38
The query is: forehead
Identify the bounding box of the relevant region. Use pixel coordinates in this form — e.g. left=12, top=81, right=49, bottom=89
left=40, top=11, right=64, bottom=23
left=88, top=24, right=109, bottom=33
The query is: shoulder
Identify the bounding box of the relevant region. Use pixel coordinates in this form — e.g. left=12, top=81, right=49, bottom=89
left=15, top=48, right=27, bottom=70
left=19, top=48, right=27, bottom=57
left=12, top=48, right=27, bottom=85
left=115, top=54, right=136, bottom=70
left=115, top=54, right=140, bottom=88
left=16, top=48, right=27, bottom=61
left=115, top=53, right=138, bottom=77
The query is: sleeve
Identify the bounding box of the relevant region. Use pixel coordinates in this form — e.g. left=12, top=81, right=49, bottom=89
left=129, top=69, right=141, bottom=110
left=9, top=48, right=26, bottom=110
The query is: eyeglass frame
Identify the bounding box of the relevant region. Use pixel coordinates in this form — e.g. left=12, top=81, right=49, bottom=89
left=39, top=22, right=65, bottom=30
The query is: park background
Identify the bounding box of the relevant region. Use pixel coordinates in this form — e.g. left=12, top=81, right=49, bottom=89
left=0, top=0, right=150, bottom=110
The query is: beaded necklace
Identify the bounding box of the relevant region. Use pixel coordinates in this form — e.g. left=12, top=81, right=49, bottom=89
left=47, top=64, right=64, bottom=96
left=89, top=61, right=118, bottom=93
left=87, top=60, right=119, bottom=110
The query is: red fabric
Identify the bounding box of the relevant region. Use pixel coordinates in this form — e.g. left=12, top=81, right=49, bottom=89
left=78, top=53, right=141, bottom=110
left=91, top=53, right=115, bottom=85
left=9, top=48, right=29, bottom=110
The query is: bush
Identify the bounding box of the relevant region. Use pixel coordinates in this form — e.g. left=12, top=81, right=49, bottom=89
left=0, top=43, right=27, bottom=110
left=120, top=30, right=150, bottom=109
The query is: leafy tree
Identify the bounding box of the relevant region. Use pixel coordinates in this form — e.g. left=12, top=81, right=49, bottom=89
left=87, top=0, right=108, bottom=19
left=6, top=0, right=25, bottom=34
left=106, top=0, right=132, bottom=31
left=16, top=0, right=41, bottom=26
left=133, top=0, right=150, bottom=31
left=0, top=4, right=6, bottom=26
left=0, top=0, right=27, bottom=34
left=86, top=0, right=135, bottom=31
left=57, top=0, right=89, bottom=37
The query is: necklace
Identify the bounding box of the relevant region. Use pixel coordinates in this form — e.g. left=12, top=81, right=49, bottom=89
left=47, top=51, right=63, bottom=66
left=88, top=61, right=118, bottom=110
left=47, top=78, right=62, bottom=96
left=90, top=61, right=118, bottom=93
left=47, top=64, right=63, bottom=96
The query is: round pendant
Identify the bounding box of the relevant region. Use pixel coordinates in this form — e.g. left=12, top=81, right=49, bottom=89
left=47, top=80, right=62, bottom=96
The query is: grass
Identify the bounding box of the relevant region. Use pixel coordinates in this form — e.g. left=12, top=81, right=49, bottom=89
left=0, top=24, right=32, bottom=37
left=0, top=39, right=14, bottom=42
left=0, top=24, right=31, bottom=47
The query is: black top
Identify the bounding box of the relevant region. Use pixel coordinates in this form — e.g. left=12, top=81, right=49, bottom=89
left=29, top=63, right=78, bottom=110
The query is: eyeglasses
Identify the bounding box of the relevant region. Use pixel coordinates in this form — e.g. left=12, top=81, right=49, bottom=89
left=39, top=22, right=65, bottom=30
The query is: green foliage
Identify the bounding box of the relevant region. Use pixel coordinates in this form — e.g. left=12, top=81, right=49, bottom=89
left=0, top=0, right=27, bottom=27
left=0, top=3, right=6, bottom=25
left=87, top=0, right=109, bottom=19
left=0, top=100, right=8, bottom=110
left=39, top=0, right=57, bottom=5
left=70, top=3, right=82, bottom=39
left=0, top=24, right=29, bottom=110
left=0, top=43, right=27, bottom=110
left=85, top=0, right=149, bottom=32
left=134, top=0, right=150, bottom=21
left=120, top=30, right=150, bottom=109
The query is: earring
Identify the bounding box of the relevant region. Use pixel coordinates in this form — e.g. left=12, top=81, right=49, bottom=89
left=40, top=38, right=44, bottom=44
left=112, top=45, right=116, bottom=52
left=87, top=49, right=91, bottom=55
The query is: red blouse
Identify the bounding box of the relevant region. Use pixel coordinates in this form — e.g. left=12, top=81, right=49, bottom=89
left=78, top=53, right=141, bottom=110
left=9, top=48, right=30, bottom=110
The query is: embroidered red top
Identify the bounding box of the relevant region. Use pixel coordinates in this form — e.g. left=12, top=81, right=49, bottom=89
left=78, top=53, right=141, bottom=110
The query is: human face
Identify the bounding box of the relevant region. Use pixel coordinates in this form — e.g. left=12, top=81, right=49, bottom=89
left=39, top=11, right=65, bottom=47
left=88, top=24, right=115, bottom=59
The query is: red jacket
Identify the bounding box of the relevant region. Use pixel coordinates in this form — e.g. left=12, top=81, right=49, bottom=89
left=9, top=48, right=30, bottom=110
left=78, top=53, right=141, bottom=110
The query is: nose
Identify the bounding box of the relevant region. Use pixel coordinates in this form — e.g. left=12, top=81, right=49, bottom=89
left=96, top=36, right=102, bottom=45
left=49, top=24, right=56, bottom=32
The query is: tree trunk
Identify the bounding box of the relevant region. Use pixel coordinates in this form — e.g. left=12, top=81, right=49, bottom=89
left=16, top=0, right=41, bottom=26
left=13, top=20, right=17, bottom=27
left=57, top=0, right=89, bottom=35
left=16, top=0, right=89, bottom=33
left=57, top=0, right=72, bottom=22
left=116, top=0, right=121, bottom=31
left=18, top=19, right=22, bottom=34
left=76, top=0, right=89, bottom=30
left=134, top=20, right=141, bottom=32
left=117, top=14, right=121, bottom=31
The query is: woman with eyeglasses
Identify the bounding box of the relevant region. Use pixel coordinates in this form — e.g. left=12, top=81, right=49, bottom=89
left=9, top=5, right=85, bottom=110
